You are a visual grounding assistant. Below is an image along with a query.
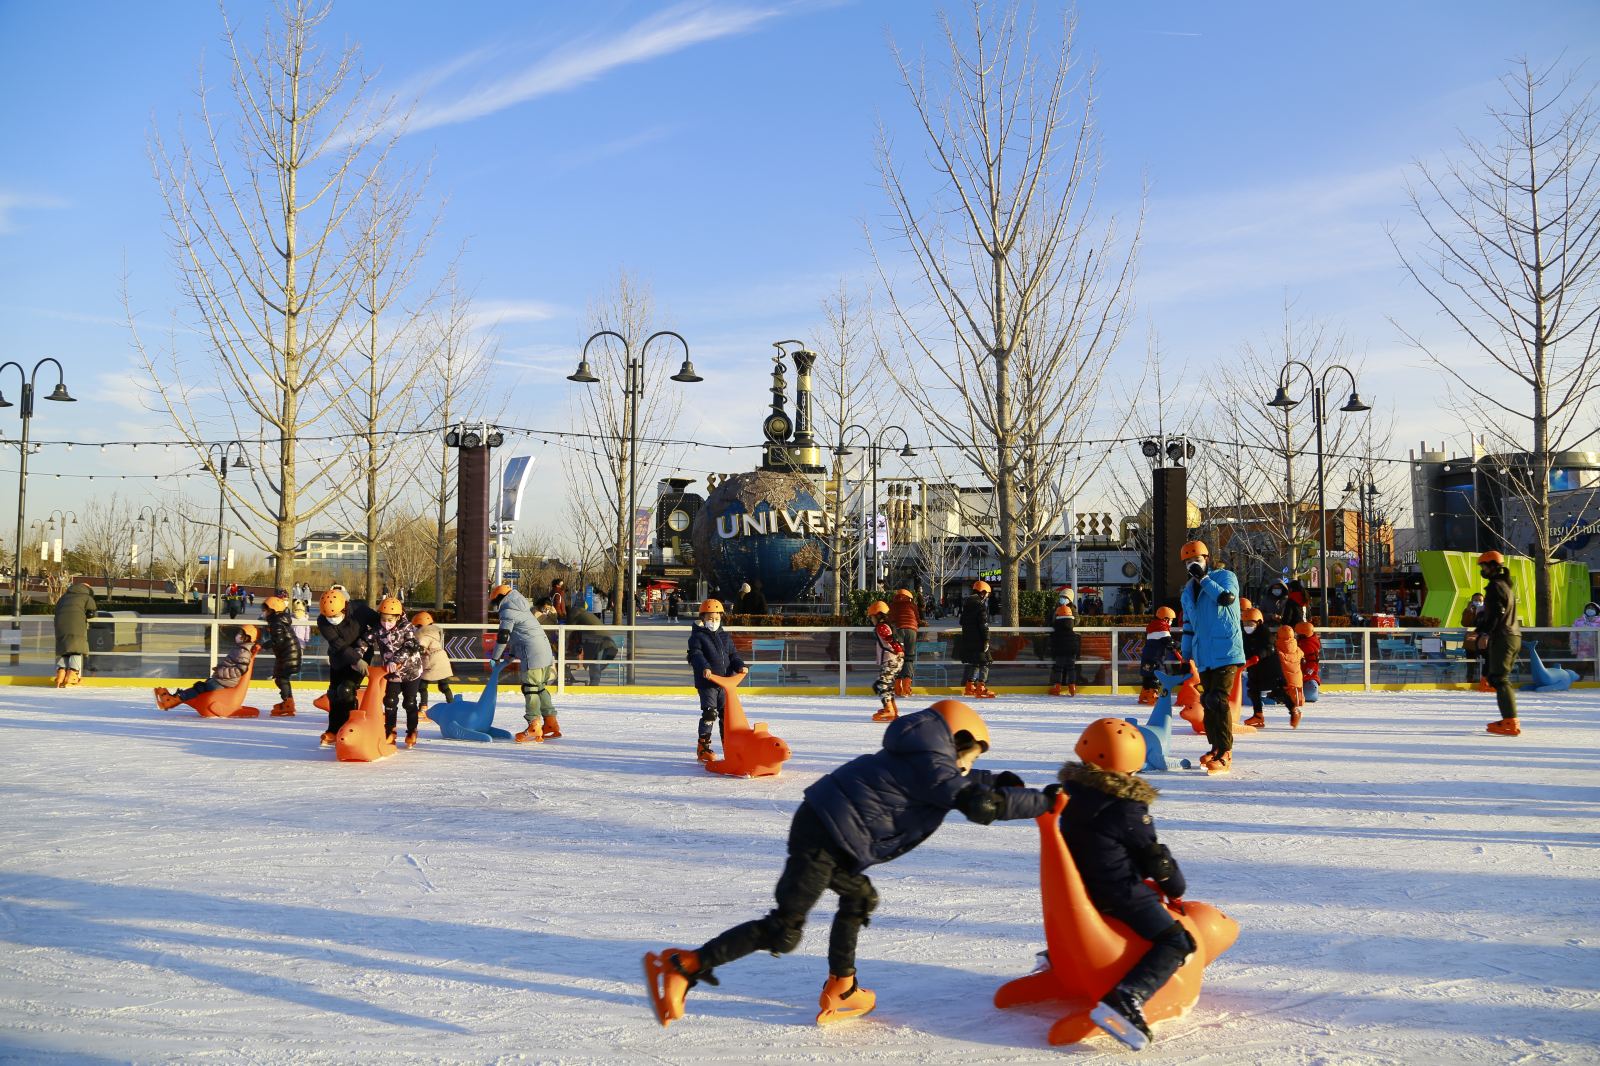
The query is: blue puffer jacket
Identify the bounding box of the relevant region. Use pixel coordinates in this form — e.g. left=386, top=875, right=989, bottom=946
left=804, top=710, right=1026, bottom=873
left=1180, top=568, right=1244, bottom=670
left=687, top=621, right=745, bottom=688
left=494, top=588, right=553, bottom=669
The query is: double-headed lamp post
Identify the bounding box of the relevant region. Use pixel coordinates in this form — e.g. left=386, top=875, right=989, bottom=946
left=1266, top=361, right=1370, bottom=624
left=0, top=358, right=74, bottom=621
left=568, top=330, right=701, bottom=635
left=1343, top=473, right=1382, bottom=615
left=133, top=506, right=167, bottom=603
left=203, top=442, right=250, bottom=618
left=836, top=424, right=917, bottom=589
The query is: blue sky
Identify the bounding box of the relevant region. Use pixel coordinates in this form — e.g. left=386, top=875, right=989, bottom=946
left=1, top=0, right=1598, bottom=555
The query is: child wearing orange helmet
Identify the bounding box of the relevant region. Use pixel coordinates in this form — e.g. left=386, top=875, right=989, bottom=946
left=315, top=588, right=367, bottom=745
left=1049, top=603, right=1080, bottom=696
left=960, top=579, right=995, bottom=697
left=260, top=594, right=301, bottom=717
left=867, top=601, right=905, bottom=722
left=645, top=701, right=1040, bottom=1028
left=359, top=597, right=425, bottom=748
left=155, top=625, right=258, bottom=710
left=1137, top=607, right=1180, bottom=704
left=1295, top=621, right=1321, bottom=702
left=687, top=598, right=747, bottom=762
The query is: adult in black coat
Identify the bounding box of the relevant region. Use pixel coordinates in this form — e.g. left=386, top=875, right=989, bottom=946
left=958, top=581, right=993, bottom=694
left=316, top=589, right=368, bottom=743
left=1475, top=551, right=1522, bottom=733
left=53, top=581, right=97, bottom=686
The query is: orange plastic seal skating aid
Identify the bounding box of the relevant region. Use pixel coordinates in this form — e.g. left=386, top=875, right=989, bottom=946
left=702, top=670, right=790, bottom=778
left=187, top=646, right=263, bottom=718
left=335, top=664, right=397, bottom=762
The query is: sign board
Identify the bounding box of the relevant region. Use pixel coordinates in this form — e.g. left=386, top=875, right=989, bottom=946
left=498, top=455, right=535, bottom=523
left=873, top=513, right=889, bottom=553
left=198, top=555, right=212, bottom=564
left=634, top=506, right=654, bottom=551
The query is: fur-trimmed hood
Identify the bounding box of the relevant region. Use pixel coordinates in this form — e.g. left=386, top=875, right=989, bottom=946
left=1057, top=760, right=1158, bottom=805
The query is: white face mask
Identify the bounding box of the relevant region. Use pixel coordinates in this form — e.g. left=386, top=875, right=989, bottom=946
left=1243, top=624, right=1258, bottom=635
left=704, top=617, right=721, bottom=631
left=325, top=613, right=344, bottom=624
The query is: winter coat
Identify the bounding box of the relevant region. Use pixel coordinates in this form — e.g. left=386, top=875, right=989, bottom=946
left=53, top=582, right=97, bottom=658
left=569, top=607, right=618, bottom=654
left=318, top=613, right=367, bottom=678
left=1474, top=568, right=1520, bottom=639
left=873, top=620, right=905, bottom=658
left=738, top=588, right=768, bottom=615
left=1279, top=591, right=1308, bottom=630
left=687, top=621, right=745, bottom=687
left=1459, top=602, right=1483, bottom=628
left=415, top=624, right=454, bottom=681
left=264, top=610, right=302, bottom=678
left=494, top=588, right=553, bottom=669
left=1275, top=625, right=1303, bottom=690
left=1180, top=567, right=1244, bottom=671
left=957, top=594, right=991, bottom=663
left=887, top=596, right=921, bottom=631
left=1243, top=624, right=1282, bottom=690
left=1297, top=632, right=1322, bottom=683
left=291, top=604, right=311, bottom=646
left=1051, top=617, right=1081, bottom=661
left=1572, top=603, right=1600, bottom=658
left=803, top=710, right=1024, bottom=874
left=209, top=639, right=255, bottom=689
left=1051, top=761, right=1185, bottom=911
left=361, top=618, right=424, bottom=683
left=1139, top=626, right=1176, bottom=671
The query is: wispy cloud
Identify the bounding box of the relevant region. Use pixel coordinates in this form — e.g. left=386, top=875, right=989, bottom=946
left=550, top=124, right=680, bottom=173
left=465, top=299, right=566, bottom=333
left=0, top=191, right=68, bottom=234
left=399, top=3, right=788, bottom=136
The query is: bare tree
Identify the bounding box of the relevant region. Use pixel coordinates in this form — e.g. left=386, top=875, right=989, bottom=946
left=872, top=1, right=1139, bottom=624
left=72, top=496, right=135, bottom=593
left=1393, top=59, right=1600, bottom=624
left=562, top=270, right=684, bottom=618
left=155, top=499, right=213, bottom=599
left=376, top=510, right=437, bottom=601
left=139, top=0, right=399, bottom=590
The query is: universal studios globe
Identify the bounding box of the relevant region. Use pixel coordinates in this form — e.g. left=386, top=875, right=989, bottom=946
left=690, top=470, right=832, bottom=605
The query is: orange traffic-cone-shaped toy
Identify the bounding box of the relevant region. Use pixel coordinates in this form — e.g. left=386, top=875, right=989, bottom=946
left=993, top=792, right=1238, bottom=1046
left=702, top=669, right=790, bottom=778
left=334, top=665, right=397, bottom=762
left=185, top=646, right=263, bottom=718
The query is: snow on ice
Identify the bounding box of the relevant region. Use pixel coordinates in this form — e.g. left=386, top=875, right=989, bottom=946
left=1, top=684, right=1597, bottom=1064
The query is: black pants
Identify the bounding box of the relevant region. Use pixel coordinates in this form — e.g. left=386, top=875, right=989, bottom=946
left=697, top=685, right=727, bottom=742
left=327, top=669, right=363, bottom=734
left=275, top=676, right=294, bottom=702
left=583, top=641, right=618, bottom=685
left=697, top=803, right=878, bottom=978
left=427, top=680, right=455, bottom=701
left=383, top=677, right=422, bottom=735
left=1199, top=665, right=1239, bottom=755
left=1487, top=631, right=1521, bottom=719
left=1050, top=656, right=1078, bottom=686
left=1100, top=887, right=1194, bottom=1002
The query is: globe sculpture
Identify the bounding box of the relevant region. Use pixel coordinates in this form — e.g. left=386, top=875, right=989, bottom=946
left=690, top=470, right=831, bottom=605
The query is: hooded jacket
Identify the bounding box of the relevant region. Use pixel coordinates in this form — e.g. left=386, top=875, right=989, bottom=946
left=415, top=623, right=453, bottom=681
left=1051, top=615, right=1081, bottom=660
left=1054, top=761, right=1185, bottom=910
left=1474, top=567, right=1520, bottom=638
left=361, top=617, right=424, bottom=682
left=494, top=588, right=553, bottom=669
left=264, top=608, right=302, bottom=677
left=1297, top=631, right=1322, bottom=683
left=54, top=582, right=98, bottom=658
left=1180, top=567, right=1244, bottom=671
left=958, top=593, right=991, bottom=662
left=318, top=613, right=367, bottom=678
left=803, top=710, right=1022, bottom=873
left=209, top=637, right=255, bottom=689
left=687, top=620, right=745, bottom=686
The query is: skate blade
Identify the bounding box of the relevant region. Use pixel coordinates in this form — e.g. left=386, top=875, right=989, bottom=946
left=1089, top=1002, right=1149, bottom=1051
left=642, top=952, right=687, bottom=1027
left=816, top=1001, right=875, bottom=1025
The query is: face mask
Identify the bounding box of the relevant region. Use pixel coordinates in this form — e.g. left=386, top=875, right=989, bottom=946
left=1271, top=588, right=1285, bottom=598
left=325, top=613, right=345, bottom=624
left=704, top=617, right=721, bottom=631
left=382, top=618, right=396, bottom=629
left=1243, top=624, right=1258, bottom=635
left=1587, top=609, right=1598, bottom=618
left=1057, top=597, right=1068, bottom=605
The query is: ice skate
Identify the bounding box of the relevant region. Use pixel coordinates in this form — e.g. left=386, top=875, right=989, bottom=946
left=977, top=683, right=996, bottom=699
left=540, top=717, right=562, bottom=739
left=404, top=731, right=417, bottom=749
left=154, top=687, right=181, bottom=711
left=318, top=731, right=334, bottom=746
left=643, top=948, right=715, bottom=1027
left=65, top=670, right=81, bottom=686
left=515, top=722, right=544, bottom=743
left=1486, top=718, right=1522, bottom=736
left=816, top=973, right=876, bottom=1025
left=54, top=667, right=67, bottom=689
left=696, top=737, right=714, bottom=763
left=1289, top=708, right=1303, bottom=729
left=418, top=704, right=431, bottom=723
left=1138, top=687, right=1157, bottom=705
left=1476, top=676, right=1494, bottom=693
left=1201, top=750, right=1232, bottom=775
left=1090, top=987, right=1151, bottom=1051
left=872, top=698, right=898, bottom=723
left=1067, top=683, right=1077, bottom=696
left=385, top=731, right=397, bottom=746
left=964, top=681, right=979, bottom=696
left=1049, top=683, right=1062, bottom=696
left=270, top=699, right=296, bottom=717
left=1242, top=711, right=1266, bottom=729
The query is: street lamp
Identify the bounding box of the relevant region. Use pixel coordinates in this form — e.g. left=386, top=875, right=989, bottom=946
left=202, top=442, right=250, bottom=618
left=132, top=506, right=167, bottom=604
left=568, top=329, right=700, bottom=641
left=43, top=510, right=78, bottom=567
left=1266, top=361, right=1370, bottom=624
left=836, top=424, right=918, bottom=589
left=0, top=358, right=74, bottom=621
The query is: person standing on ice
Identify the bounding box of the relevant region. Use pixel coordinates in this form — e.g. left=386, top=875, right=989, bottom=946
left=52, top=580, right=96, bottom=687
left=1473, top=551, right=1523, bottom=736
left=410, top=611, right=455, bottom=718
left=959, top=579, right=994, bottom=697
left=1050, top=602, right=1081, bottom=696
left=490, top=583, right=559, bottom=744
left=1178, top=541, right=1244, bottom=774
left=645, top=701, right=1042, bottom=1028
left=260, top=594, right=301, bottom=717
left=867, top=600, right=905, bottom=722
left=1136, top=606, right=1178, bottom=703
left=1570, top=601, right=1600, bottom=660
left=887, top=588, right=921, bottom=696
left=315, top=588, right=367, bottom=746
left=361, top=597, right=425, bottom=748
left=686, top=598, right=747, bottom=763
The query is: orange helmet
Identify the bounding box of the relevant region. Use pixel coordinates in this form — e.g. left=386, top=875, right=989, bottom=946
left=1180, top=540, right=1209, bottom=562
left=1055, top=604, right=1074, bottom=618
left=868, top=600, right=890, bottom=617
left=411, top=611, right=434, bottom=627
left=699, top=598, right=725, bottom=614
left=319, top=588, right=347, bottom=616
left=929, top=699, right=990, bottom=752
left=1239, top=597, right=1253, bottom=611
left=378, top=597, right=404, bottom=617
left=1478, top=550, right=1505, bottom=565
left=490, top=583, right=513, bottom=602
left=1294, top=621, right=1315, bottom=637
left=972, top=580, right=992, bottom=594
left=263, top=595, right=288, bottom=613
left=1242, top=607, right=1264, bottom=624
left=894, top=588, right=913, bottom=599
left=236, top=624, right=259, bottom=644
left=1154, top=606, right=1176, bottom=622
left=1075, top=717, right=1146, bottom=774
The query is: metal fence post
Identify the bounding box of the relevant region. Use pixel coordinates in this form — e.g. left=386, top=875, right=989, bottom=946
left=838, top=627, right=848, bottom=696
left=1110, top=627, right=1120, bottom=696
left=1361, top=627, right=1371, bottom=692
left=208, top=617, right=219, bottom=669
left=555, top=630, right=565, bottom=695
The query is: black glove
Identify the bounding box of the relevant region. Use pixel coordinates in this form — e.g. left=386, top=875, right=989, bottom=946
left=351, top=659, right=368, bottom=677
left=1042, top=782, right=1064, bottom=802
left=1217, top=591, right=1236, bottom=606
left=1186, top=561, right=1205, bottom=579
left=994, top=770, right=1025, bottom=790
left=954, top=784, right=1003, bottom=825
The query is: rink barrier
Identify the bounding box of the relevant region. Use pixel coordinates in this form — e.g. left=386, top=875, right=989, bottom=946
left=3, top=616, right=1597, bottom=696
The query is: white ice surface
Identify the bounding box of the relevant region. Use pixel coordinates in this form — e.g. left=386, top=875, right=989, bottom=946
left=1, top=684, right=1597, bottom=1065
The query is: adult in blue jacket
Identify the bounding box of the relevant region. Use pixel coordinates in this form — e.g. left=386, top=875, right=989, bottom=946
left=645, top=701, right=1041, bottom=1026
left=490, top=583, right=557, bottom=742
left=1178, top=540, right=1244, bottom=773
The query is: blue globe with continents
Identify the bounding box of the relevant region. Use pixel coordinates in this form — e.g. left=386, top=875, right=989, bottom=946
left=690, top=470, right=833, bottom=605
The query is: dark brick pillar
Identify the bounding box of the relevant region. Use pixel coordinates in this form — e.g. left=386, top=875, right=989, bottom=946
left=456, top=445, right=491, bottom=624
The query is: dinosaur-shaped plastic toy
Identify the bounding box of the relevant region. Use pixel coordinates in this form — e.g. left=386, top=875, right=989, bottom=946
left=994, top=792, right=1239, bottom=1046
left=429, top=658, right=514, bottom=741
left=335, top=664, right=396, bottom=762
left=703, top=669, right=790, bottom=778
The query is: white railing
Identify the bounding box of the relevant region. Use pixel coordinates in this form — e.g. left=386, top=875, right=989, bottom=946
left=4, top=614, right=1597, bottom=695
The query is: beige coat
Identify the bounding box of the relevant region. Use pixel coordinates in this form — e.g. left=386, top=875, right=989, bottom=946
left=416, top=623, right=454, bottom=681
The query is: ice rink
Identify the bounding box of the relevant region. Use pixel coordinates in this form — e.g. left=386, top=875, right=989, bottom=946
left=2, top=683, right=1597, bottom=1064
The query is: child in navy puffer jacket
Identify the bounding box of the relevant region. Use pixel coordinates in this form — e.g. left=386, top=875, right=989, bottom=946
left=687, top=598, right=746, bottom=763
